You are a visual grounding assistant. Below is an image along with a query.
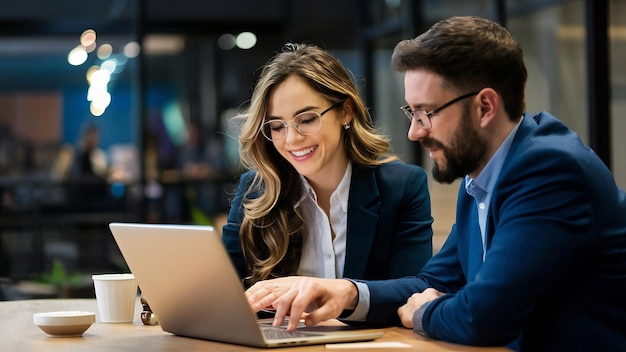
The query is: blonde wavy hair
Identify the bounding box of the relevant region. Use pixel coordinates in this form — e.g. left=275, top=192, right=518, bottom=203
left=236, top=43, right=398, bottom=284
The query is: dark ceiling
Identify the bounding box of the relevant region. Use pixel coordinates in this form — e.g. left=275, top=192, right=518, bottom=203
left=0, top=0, right=365, bottom=91
left=0, top=0, right=360, bottom=45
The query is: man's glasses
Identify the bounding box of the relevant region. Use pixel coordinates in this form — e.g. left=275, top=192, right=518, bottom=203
left=401, top=91, right=479, bottom=130
left=261, top=102, right=341, bottom=141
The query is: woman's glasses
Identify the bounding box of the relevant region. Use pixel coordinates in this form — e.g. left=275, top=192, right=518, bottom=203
left=261, top=102, right=341, bottom=141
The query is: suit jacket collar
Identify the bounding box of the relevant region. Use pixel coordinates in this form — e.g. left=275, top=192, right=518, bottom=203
left=342, top=164, right=381, bottom=278
left=484, top=113, right=545, bottom=250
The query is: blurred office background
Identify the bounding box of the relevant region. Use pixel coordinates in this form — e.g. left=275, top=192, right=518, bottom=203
left=0, top=0, right=623, bottom=299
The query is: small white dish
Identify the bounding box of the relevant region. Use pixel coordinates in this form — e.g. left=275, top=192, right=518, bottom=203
left=33, top=311, right=96, bottom=337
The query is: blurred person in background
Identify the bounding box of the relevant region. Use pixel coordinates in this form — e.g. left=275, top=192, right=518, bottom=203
left=67, top=122, right=110, bottom=209
left=70, top=122, right=108, bottom=182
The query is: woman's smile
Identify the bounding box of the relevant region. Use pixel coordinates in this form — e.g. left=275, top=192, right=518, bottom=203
left=290, top=145, right=317, bottom=158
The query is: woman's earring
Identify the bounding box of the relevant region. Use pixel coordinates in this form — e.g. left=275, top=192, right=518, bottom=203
left=343, top=122, right=351, bottom=130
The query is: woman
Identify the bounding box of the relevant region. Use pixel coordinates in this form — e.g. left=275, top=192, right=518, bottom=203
left=222, top=43, right=433, bottom=287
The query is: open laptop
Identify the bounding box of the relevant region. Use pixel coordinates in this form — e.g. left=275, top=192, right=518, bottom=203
left=108, top=222, right=384, bottom=348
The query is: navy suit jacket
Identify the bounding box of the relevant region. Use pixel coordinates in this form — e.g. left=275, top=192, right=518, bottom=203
left=364, top=113, right=626, bottom=351
left=222, top=161, right=433, bottom=281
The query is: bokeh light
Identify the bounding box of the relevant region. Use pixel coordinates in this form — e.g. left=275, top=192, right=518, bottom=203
left=100, top=59, right=117, bottom=74
left=124, top=41, right=141, bottom=58
left=80, top=29, right=97, bottom=47
left=236, top=32, right=256, bottom=49
left=90, top=102, right=106, bottom=116
left=97, top=43, right=113, bottom=60
left=67, top=45, right=88, bottom=66
left=217, top=33, right=236, bottom=50
left=86, top=65, right=100, bottom=83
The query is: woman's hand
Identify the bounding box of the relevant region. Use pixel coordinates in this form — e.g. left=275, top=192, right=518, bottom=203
left=246, top=276, right=303, bottom=312
left=245, top=277, right=358, bottom=331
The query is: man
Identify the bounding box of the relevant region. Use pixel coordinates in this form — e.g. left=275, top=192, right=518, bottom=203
left=245, top=16, right=626, bottom=351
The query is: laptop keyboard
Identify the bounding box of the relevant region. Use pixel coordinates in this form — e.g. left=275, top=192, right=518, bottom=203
left=261, top=326, right=321, bottom=340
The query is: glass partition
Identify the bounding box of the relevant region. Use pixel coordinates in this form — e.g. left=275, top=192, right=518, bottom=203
left=0, top=2, right=141, bottom=298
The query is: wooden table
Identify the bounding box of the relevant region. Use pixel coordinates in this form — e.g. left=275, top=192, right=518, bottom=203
left=0, top=299, right=511, bottom=351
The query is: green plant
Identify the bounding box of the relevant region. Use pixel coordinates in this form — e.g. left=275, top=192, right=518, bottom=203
left=37, top=259, right=84, bottom=298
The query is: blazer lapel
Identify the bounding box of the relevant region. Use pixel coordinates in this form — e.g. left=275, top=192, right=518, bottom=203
left=472, top=113, right=545, bottom=277
left=457, top=190, right=484, bottom=282
left=342, top=165, right=381, bottom=278
left=484, top=114, right=536, bottom=253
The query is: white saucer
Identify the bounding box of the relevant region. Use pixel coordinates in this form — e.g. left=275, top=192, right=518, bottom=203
left=33, top=311, right=96, bottom=337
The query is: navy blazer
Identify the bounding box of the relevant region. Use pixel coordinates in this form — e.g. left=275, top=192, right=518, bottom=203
left=222, top=161, right=433, bottom=281
left=364, top=113, right=626, bottom=351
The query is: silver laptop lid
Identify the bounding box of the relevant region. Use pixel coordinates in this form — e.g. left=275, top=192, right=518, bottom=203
left=109, top=222, right=267, bottom=346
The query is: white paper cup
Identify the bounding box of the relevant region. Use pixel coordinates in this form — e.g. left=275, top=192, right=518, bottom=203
left=92, top=274, right=137, bottom=323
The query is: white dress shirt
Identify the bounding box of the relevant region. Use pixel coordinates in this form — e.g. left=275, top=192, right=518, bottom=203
left=296, top=163, right=352, bottom=278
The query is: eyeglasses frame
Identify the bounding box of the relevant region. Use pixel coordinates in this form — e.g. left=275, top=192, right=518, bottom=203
left=401, top=91, right=480, bottom=129
left=261, top=101, right=342, bottom=141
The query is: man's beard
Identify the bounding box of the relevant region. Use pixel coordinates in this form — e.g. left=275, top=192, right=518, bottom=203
left=420, top=107, right=487, bottom=184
